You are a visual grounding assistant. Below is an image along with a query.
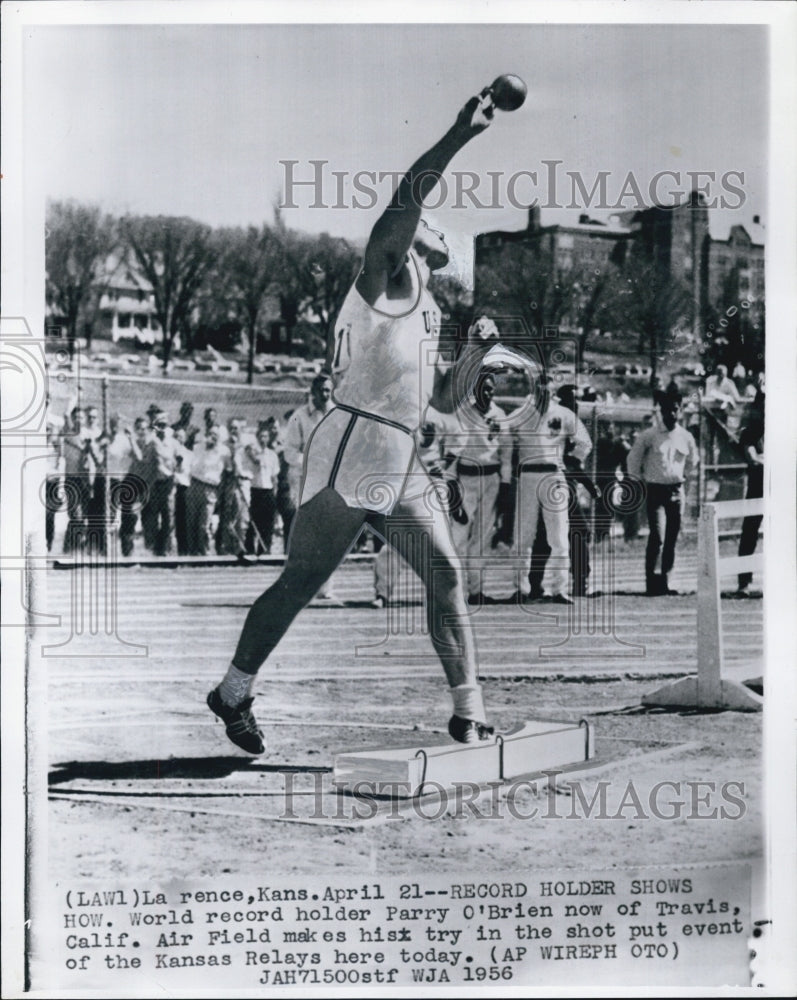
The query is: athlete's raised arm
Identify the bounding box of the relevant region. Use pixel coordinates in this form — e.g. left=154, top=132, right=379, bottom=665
left=356, top=93, right=494, bottom=304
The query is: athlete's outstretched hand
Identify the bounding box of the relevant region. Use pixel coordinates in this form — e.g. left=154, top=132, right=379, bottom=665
left=454, top=91, right=495, bottom=138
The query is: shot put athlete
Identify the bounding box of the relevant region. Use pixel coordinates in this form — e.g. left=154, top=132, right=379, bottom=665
left=208, top=88, right=522, bottom=754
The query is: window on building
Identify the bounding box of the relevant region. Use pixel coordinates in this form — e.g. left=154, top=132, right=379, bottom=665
left=134, top=313, right=149, bottom=329
left=739, top=276, right=750, bottom=292
left=150, top=318, right=160, bottom=331
left=117, top=312, right=131, bottom=328
left=737, top=256, right=748, bottom=269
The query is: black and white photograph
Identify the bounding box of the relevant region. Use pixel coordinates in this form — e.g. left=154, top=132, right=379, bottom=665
left=2, top=2, right=796, bottom=995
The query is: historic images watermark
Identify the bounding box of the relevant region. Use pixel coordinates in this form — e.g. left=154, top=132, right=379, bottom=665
left=279, top=771, right=748, bottom=823
left=279, top=161, right=747, bottom=212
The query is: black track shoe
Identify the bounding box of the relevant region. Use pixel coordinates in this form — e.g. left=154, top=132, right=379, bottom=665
left=448, top=715, right=495, bottom=744
left=207, top=687, right=265, bottom=755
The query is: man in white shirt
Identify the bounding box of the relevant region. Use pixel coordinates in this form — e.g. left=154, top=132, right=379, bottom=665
left=244, top=422, right=281, bottom=555
left=282, top=375, right=339, bottom=599
left=141, top=410, right=179, bottom=556
left=514, top=379, right=593, bottom=604
left=282, top=374, right=334, bottom=512
left=626, top=391, right=699, bottom=595
left=60, top=406, right=99, bottom=552
left=217, top=418, right=253, bottom=557
left=101, top=413, right=137, bottom=554
left=445, top=368, right=512, bottom=605
left=187, top=426, right=230, bottom=556
left=704, top=364, right=742, bottom=415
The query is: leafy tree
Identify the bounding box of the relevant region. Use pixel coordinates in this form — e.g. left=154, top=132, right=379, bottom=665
left=614, top=255, right=692, bottom=389
left=45, top=200, right=117, bottom=357
left=213, top=225, right=282, bottom=382
left=704, top=266, right=765, bottom=376
left=121, top=215, right=215, bottom=371
left=270, top=214, right=361, bottom=364
left=475, top=241, right=615, bottom=368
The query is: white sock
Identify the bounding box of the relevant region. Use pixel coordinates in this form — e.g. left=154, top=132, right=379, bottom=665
left=218, top=664, right=256, bottom=707
left=450, top=683, right=487, bottom=724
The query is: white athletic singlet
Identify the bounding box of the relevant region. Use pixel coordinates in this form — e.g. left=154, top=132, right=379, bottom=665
left=298, top=254, right=445, bottom=514
left=330, top=253, right=443, bottom=430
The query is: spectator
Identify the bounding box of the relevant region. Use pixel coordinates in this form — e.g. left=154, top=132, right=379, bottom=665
left=60, top=407, right=97, bottom=552
left=172, top=402, right=201, bottom=450
left=732, top=361, right=747, bottom=389
left=187, top=426, right=229, bottom=556
left=704, top=364, right=742, bottom=416
left=146, top=403, right=162, bottom=429
left=83, top=405, right=106, bottom=528
left=103, top=413, right=135, bottom=552
left=283, top=375, right=333, bottom=510
left=270, top=416, right=296, bottom=552
left=736, top=409, right=764, bottom=596
left=141, top=410, right=178, bottom=556
left=282, top=375, right=339, bottom=599
left=514, top=376, right=593, bottom=604
left=217, top=418, right=252, bottom=557
left=173, top=427, right=192, bottom=555
left=244, top=422, right=281, bottom=555
left=593, top=422, right=623, bottom=542
left=204, top=406, right=228, bottom=444
left=560, top=386, right=601, bottom=595
left=121, top=417, right=151, bottom=557
left=45, top=411, right=64, bottom=553
left=445, top=368, right=513, bottom=605
left=614, top=429, right=640, bottom=542
left=626, top=391, right=698, bottom=595
left=526, top=384, right=598, bottom=599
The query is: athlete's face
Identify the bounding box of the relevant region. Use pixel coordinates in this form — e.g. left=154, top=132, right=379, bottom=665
left=414, top=220, right=449, bottom=271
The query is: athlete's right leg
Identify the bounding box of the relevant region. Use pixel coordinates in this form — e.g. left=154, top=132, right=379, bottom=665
left=208, top=488, right=367, bottom=753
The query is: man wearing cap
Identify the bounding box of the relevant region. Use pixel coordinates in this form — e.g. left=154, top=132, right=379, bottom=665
left=445, top=368, right=512, bottom=605
left=514, top=377, right=593, bottom=604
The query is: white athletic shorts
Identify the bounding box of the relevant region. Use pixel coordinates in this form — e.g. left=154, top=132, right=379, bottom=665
left=298, top=405, right=419, bottom=515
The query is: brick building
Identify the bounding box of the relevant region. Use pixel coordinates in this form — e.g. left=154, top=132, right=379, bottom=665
left=475, top=193, right=764, bottom=354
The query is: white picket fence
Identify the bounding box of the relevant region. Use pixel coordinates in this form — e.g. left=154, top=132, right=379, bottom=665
left=643, top=498, right=763, bottom=711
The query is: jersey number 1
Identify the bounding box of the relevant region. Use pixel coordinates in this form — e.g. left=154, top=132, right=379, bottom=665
left=333, top=324, right=351, bottom=370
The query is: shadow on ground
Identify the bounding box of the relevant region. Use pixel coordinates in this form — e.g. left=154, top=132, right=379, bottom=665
left=49, top=757, right=331, bottom=785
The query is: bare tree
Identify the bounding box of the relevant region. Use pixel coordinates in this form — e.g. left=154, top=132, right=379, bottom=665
left=121, top=215, right=215, bottom=371
left=45, top=200, right=116, bottom=358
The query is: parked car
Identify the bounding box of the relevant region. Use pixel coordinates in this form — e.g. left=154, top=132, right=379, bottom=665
left=171, top=359, right=196, bottom=373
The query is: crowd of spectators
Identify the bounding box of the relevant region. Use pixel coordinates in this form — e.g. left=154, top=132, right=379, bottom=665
left=45, top=399, right=299, bottom=560
left=44, top=364, right=763, bottom=600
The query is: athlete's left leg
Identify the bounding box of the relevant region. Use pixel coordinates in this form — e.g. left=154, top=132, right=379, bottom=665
left=383, top=492, right=492, bottom=741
